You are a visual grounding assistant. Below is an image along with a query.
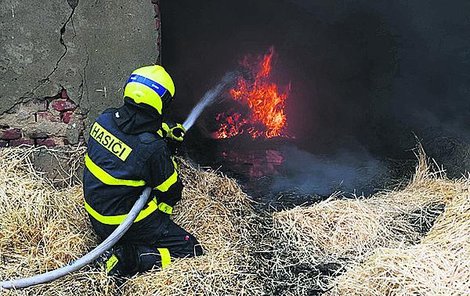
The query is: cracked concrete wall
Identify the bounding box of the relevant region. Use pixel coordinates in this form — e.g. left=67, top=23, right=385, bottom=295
left=0, top=0, right=160, bottom=147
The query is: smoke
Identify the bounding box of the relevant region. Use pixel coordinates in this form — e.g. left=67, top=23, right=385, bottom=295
left=161, top=0, right=470, bottom=194
left=272, top=145, right=388, bottom=196
left=278, top=0, right=470, bottom=160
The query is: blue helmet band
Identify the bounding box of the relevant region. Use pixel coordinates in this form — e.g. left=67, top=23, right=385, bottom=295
left=127, top=74, right=168, bottom=98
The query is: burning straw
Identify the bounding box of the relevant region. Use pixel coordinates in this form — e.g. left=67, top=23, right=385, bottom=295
left=267, top=147, right=468, bottom=295
left=0, top=147, right=261, bottom=295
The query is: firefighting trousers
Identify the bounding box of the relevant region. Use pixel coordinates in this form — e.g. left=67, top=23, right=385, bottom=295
left=90, top=209, right=203, bottom=275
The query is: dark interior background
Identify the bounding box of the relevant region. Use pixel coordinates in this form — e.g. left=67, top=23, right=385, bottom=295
left=160, top=0, right=470, bottom=197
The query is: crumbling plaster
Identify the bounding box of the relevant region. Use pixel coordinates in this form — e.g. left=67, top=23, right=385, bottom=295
left=0, top=0, right=160, bottom=146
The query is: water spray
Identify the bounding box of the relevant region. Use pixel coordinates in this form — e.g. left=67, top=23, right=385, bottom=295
left=183, top=72, right=236, bottom=131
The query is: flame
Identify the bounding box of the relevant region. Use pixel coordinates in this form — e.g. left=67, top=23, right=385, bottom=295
left=215, top=47, right=289, bottom=139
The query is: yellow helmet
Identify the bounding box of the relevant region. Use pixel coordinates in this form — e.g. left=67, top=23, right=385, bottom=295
left=124, top=65, right=175, bottom=114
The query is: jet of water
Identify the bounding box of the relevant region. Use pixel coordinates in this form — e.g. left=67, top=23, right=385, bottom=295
left=183, top=72, right=236, bottom=131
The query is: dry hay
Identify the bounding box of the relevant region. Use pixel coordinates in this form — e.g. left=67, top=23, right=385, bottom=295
left=330, top=177, right=469, bottom=296
left=0, top=146, right=117, bottom=295
left=2, top=144, right=468, bottom=296
left=268, top=148, right=466, bottom=295
left=0, top=147, right=261, bottom=295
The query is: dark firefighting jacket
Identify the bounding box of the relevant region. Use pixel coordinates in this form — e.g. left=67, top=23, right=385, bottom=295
left=83, top=109, right=182, bottom=228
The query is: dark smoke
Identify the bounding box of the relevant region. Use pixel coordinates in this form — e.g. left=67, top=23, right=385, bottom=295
left=272, top=145, right=388, bottom=196
left=161, top=0, right=470, bottom=196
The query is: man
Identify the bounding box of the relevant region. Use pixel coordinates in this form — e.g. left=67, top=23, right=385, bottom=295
left=83, top=65, right=203, bottom=276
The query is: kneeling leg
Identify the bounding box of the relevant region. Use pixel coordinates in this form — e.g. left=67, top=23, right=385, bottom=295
left=157, top=219, right=204, bottom=258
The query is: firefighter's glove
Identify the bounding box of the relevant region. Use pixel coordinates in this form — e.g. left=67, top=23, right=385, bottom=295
left=162, top=122, right=186, bottom=142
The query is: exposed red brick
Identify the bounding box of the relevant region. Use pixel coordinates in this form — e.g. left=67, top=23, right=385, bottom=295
left=36, top=137, right=62, bottom=148
left=37, top=111, right=61, bottom=122
left=1, top=128, right=22, bottom=140
left=62, top=111, right=73, bottom=124
left=10, top=138, right=35, bottom=147
left=0, top=140, right=9, bottom=147
left=51, top=99, right=77, bottom=112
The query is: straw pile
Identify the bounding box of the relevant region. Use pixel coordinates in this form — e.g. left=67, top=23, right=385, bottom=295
left=0, top=147, right=261, bottom=295
left=329, top=176, right=469, bottom=296
left=0, top=146, right=116, bottom=295
left=1, top=145, right=468, bottom=295
left=268, top=148, right=468, bottom=295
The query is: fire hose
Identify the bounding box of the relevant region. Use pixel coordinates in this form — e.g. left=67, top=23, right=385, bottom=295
left=0, top=73, right=233, bottom=290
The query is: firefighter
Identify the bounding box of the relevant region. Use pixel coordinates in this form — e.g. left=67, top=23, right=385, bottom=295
left=83, top=65, right=203, bottom=276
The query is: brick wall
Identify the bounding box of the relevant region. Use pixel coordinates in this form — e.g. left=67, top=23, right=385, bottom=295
left=0, top=89, right=85, bottom=148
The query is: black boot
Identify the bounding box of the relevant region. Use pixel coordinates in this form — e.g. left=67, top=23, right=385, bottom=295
left=95, top=244, right=139, bottom=277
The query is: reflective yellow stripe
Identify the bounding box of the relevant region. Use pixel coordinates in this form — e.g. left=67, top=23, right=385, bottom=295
left=158, top=202, right=173, bottom=215
left=106, top=254, right=119, bottom=272
left=158, top=248, right=171, bottom=269
left=155, top=170, right=177, bottom=192
left=85, top=154, right=146, bottom=187
left=171, top=158, right=178, bottom=169
left=84, top=198, right=158, bottom=225
left=155, top=159, right=178, bottom=192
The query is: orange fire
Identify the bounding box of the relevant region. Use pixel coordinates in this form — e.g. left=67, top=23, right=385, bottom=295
left=215, top=47, right=289, bottom=139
